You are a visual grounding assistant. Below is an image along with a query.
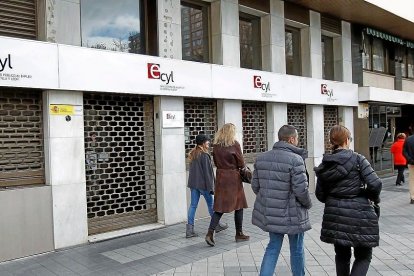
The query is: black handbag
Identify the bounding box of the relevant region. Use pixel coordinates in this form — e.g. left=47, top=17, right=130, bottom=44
left=356, top=154, right=380, bottom=218
left=239, top=166, right=252, bottom=184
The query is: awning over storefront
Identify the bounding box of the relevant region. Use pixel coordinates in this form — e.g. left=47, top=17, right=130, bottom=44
left=359, top=86, right=414, bottom=105
left=365, top=27, right=404, bottom=45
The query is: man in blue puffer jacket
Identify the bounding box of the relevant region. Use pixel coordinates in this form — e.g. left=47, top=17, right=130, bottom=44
left=252, top=125, right=312, bottom=276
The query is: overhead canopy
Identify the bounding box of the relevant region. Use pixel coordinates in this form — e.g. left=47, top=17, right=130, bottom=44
left=365, top=27, right=404, bottom=45
left=283, top=0, right=414, bottom=41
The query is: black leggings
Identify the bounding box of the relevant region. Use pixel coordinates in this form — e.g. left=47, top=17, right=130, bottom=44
left=209, top=209, right=243, bottom=232
left=334, top=245, right=372, bottom=276
left=395, top=165, right=406, bottom=184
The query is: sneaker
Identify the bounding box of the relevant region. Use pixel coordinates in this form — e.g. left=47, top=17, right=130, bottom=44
left=215, top=222, right=228, bottom=233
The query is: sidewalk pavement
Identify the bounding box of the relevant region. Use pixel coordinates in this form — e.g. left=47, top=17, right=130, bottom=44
left=0, top=175, right=413, bottom=276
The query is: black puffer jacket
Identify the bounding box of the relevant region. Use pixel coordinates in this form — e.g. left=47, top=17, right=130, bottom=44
left=314, top=149, right=382, bottom=248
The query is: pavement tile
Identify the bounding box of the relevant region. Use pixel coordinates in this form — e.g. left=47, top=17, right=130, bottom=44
left=1, top=175, right=414, bottom=276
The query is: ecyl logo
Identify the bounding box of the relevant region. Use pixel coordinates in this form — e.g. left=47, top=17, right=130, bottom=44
left=0, top=54, right=13, bottom=72
left=253, top=76, right=270, bottom=92
left=147, top=63, right=174, bottom=85
left=321, top=84, right=333, bottom=97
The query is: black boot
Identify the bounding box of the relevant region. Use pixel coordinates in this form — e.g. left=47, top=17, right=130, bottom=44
left=205, top=229, right=215, bottom=246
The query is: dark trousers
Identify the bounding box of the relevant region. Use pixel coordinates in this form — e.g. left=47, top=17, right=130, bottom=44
left=209, top=209, right=243, bottom=232
left=334, top=245, right=372, bottom=276
left=395, top=165, right=406, bottom=184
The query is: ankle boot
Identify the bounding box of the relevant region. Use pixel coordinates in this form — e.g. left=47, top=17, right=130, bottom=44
left=186, top=224, right=198, bottom=238
left=235, top=231, right=250, bottom=242
left=205, top=229, right=215, bottom=246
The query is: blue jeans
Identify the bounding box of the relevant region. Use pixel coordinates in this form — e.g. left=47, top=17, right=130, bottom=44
left=260, top=232, right=305, bottom=276
left=187, top=188, right=214, bottom=225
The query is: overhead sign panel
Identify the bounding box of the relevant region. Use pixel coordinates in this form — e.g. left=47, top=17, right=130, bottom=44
left=0, top=36, right=59, bottom=89
left=58, top=45, right=212, bottom=98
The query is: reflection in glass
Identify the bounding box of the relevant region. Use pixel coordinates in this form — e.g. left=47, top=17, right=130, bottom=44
left=181, top=2, right=209, bottom=63
left=322, top=35, right=334, bottom=80
left=408, top=50, right=414, bottom=78
left=285, top=27, right=301, bottom=76
left=81, top=0, right=144, bottom=54
left=239, top=14, right=261, bottom=70
left=372, top=38, right=384, bottom=72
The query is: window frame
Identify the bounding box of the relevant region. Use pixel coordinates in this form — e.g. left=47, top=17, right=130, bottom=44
left=80, top=0, right=157, bottom=55
left=180, top=0, right=211, bottom=63
left=239, top=12, right=262, bottom=70
left=321, top=35, right=334, bottom=81
left=285, top=25, right=302, bottom=76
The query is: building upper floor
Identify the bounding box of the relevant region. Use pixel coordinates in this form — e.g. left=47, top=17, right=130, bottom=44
left=1, top=0, right=414, bottom=90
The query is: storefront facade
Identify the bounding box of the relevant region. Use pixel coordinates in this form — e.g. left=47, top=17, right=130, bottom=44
left=1, top=0, right=412, bottom=262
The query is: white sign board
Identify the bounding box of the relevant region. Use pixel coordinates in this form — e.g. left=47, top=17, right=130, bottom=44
left=212, top=65, right=358, bottom=106
left=211, top=65, right=301, bottom=103
left=58, top=45, right=212, bottom=97
left=300, top=79, right=358, bottom=106
left=358, top=103, right=369, bottom=119
left=162, top=111, right=184, bottom=128
left=0, top=36, right=59, bottom=89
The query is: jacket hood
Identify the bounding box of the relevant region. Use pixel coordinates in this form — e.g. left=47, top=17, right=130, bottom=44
left=314, top=149, right=355, bottom=182
left=273, top=141, right=308, bottom=159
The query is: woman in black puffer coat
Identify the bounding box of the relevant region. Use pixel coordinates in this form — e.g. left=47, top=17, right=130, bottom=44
left=314, top=125, right=382, bottom=276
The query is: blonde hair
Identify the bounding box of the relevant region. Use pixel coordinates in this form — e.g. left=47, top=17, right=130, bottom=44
left=214, top=123, right=236, bottom=147
left=396, top=133, right=406, bottom=139
left=188, top=145, right=209, bottom=162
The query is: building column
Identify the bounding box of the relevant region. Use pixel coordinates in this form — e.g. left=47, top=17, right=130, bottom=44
left=43, top=90, right=88, bottom=249
left=306, top=105, right=324, bottom=192
left=333, top=21, right=352, bottom=82
left=339, top=106, right=355, bottom=150
left=301, top=11, right=322, bottom=78
left=157, top=0, right=182, bottom=59
left=211, top=0, right=240, bottom=66
left=262, top=0, right=285, bottom=73
left=267, top=103, right=287, bottom=149
left=40, top=0, right=81, bottom=45
left=154, top=96, right=187, bottom=225
left=217, top=100, right=243, bottom=148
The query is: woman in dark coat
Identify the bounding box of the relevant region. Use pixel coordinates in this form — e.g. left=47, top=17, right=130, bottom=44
left=314, top=125, right=382, bottom=276
left=205, top=123, right=249, bottom=246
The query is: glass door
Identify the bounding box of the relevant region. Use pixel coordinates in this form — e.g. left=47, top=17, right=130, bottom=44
left=368, top=105, right=394, bottom=173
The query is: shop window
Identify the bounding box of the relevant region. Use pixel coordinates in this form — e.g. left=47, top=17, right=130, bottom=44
left=322, top=35, right=334, bottom=80
left=401, top=51, right=407, bottom=78
left=181, top=1, right=210, bottom=63
left=362, top=35, right=371, bottom=70
left=81, top=0, right=157, bottom=55
left=239, top=13, right=262, bottom=70
left=285, top=27, right=301, bottom=76
left=372, top=38, right=385, bottom=72
left=408, top=50, right=414, bottom=78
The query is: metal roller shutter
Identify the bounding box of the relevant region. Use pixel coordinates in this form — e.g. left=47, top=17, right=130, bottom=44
left=0, top=89, right=44, bottom=187
left=84, top=93, right=157, bottom=235
left=0, top=0, right=37, bottom=39
left=287, top=104, right=307, bottom=150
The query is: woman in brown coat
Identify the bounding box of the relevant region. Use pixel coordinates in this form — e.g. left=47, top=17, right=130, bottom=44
left=205, top=123, right=249, bottom=246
